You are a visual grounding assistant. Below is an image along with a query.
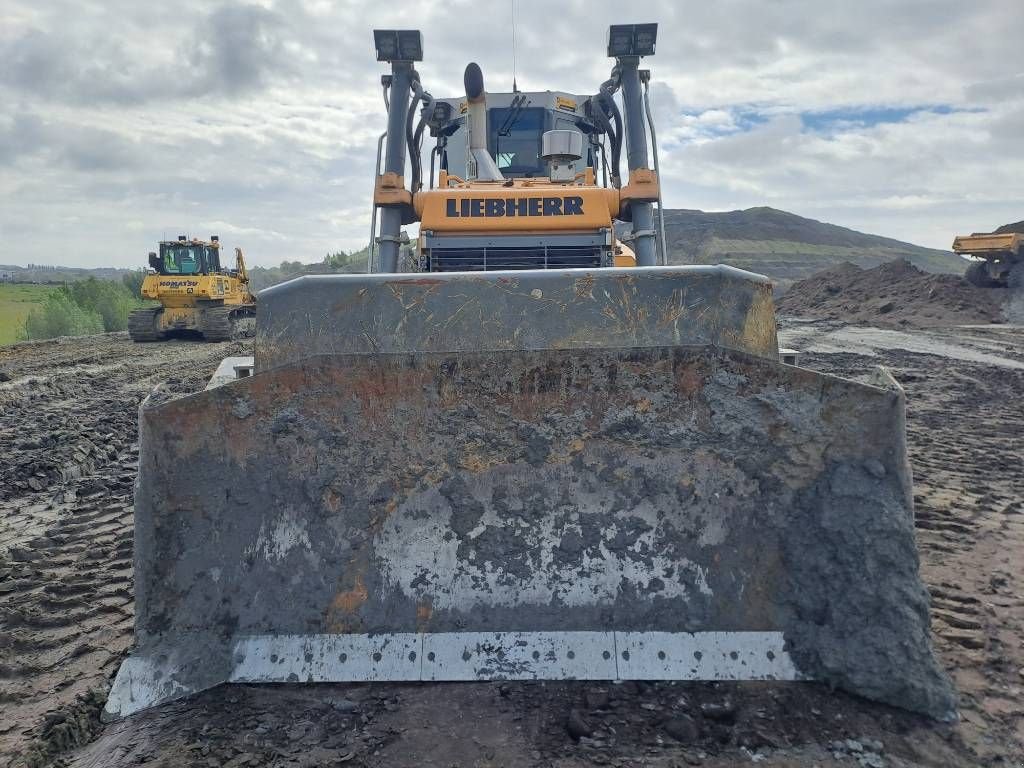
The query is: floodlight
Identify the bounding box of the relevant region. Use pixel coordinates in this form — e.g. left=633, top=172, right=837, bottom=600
left=606, top=23, right=658, bottom=58
left=374, top=29, right=423, bottom=62
left=607, top=25, right=634, bottom=57
left=397, top=30, right=423, bottom=62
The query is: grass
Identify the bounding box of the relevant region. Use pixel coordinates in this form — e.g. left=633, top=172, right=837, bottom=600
left=0, top=284, right=57, bottom=345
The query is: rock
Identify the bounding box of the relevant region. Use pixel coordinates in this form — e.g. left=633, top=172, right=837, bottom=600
left=566, top=709, right=593, bottom=740
left=737, top=727, right=784, bottom=750
left=845, top=738, right=864, bottom=752
left=699, top=699, right=737, bottom=723
left=615, top=680, right=640, bottom=696
left=28, top=477, right=44, bottom=491
left=861, top=737, right=884, bottom=753
left=663, top=715, right=699, bottom=744
left=858, top=754, right=886, bottom=768
left=328, top=697, right=359, bottom=713
left=585, top=689, right=610, bottom=710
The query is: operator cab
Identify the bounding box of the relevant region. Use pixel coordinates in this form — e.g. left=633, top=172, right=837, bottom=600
left=148, top=236, right=223, bottom=276
left=432, top=91, right=595, bottom=182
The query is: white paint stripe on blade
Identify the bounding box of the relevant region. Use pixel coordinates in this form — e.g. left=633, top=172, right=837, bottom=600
left=105, top=630, right=802, bottom=719
left=227, top=631, right=800, bottom=683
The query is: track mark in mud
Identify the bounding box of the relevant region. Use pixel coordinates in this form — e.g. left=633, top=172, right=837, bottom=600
left=4, top=328, right=1024, bottom=767
left=0, top=334, right=243, bottom=766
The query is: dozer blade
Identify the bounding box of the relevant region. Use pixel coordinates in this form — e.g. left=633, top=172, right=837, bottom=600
left=107, top=267, right=954, bottom=720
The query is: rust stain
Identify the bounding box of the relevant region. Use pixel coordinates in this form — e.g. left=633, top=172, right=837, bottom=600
left=460, top=451, right=493, bottom=473
left=675, top=364, right=703, bottom=399
left=546, top=436, right=588, bottom=466
left=573, top=274, right=595, bottom=300
left=326, top=569, right=369, bottom=633
left=416, top=599, right=433, bottom=631
left=321, top=486, right=342, bottom=514
left=331, top=576, right=368, bottom=614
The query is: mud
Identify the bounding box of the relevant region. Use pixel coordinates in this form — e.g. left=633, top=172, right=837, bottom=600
left=2, top=326, right=1023, bottom=767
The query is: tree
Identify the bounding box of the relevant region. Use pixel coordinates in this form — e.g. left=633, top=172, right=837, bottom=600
left=121, top=269, right=146, bottom=297
left=67, top=277, right=141, bottom=331
left=21, top=291, right=105, bottom=340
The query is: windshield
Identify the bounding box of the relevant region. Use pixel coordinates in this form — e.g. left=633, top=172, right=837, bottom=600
left=159, top=244, right=206, bottom=275
left=489, top=107, right=544, bottom=177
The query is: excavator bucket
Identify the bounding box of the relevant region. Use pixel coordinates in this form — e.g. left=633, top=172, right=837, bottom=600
left=106, top=266, right=954, bottom=721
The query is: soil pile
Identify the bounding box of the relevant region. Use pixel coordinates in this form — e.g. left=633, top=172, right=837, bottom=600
left=776, top=258, right=1008, bottom=327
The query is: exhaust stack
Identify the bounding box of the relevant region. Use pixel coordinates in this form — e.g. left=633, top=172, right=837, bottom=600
left=464, top=63, right=503, bottom=181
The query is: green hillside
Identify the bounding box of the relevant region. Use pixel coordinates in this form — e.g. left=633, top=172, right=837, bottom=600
left=646, top=207, right=964, bottom=291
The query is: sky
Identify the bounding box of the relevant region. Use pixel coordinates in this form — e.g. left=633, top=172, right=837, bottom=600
left=0, top=0, right=1022, bottom=268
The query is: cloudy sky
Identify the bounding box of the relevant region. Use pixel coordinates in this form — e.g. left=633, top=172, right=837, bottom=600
left=1, top=0, right=1021, bottom=268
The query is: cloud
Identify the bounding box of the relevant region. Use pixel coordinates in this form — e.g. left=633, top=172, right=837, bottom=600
left=0, top=0, right=1021, bottom=267
left=0, top=3, right=300, bottom=105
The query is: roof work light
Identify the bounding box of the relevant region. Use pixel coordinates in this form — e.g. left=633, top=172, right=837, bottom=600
left=607, top=23, right=658, bottom=58
left=373, top=29, right=424, bottom=62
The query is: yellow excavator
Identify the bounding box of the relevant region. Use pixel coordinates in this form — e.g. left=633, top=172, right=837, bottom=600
left=106, top=24, right=955, bottom=723
left=128, top=235, right=256, bottom=342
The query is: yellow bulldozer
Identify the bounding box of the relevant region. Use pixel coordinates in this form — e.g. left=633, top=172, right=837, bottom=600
left=105, top=24, right=955, bottom=723
left=128, top=235, right=256, bottom=342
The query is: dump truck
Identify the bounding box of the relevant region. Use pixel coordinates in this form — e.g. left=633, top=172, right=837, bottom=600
left=953, top=230, right=1023, bottom=288
left=106, top=25, right=955, bottom=722
left=128, top=236, right=256, bottom=341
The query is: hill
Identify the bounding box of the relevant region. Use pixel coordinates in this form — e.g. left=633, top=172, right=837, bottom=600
left=994, top=220, right=1024, bottom=235
left=645, top=207, right=964, bottom=291
left=0, top=264, right=139, bottom=284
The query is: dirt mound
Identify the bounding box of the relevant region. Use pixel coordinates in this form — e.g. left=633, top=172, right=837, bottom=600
left=777, top=258, right=1008, bottom=327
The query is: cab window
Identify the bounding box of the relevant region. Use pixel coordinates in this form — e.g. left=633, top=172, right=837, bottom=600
left=489, top=107, right=544, bottom=177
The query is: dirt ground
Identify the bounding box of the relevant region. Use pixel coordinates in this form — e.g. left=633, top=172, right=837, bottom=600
left=1, top=324, right=1023, bottom=768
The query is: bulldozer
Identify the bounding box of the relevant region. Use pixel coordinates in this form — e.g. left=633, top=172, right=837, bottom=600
left=105, top=25, right=955, bottom=721
left=953, top=230, right=1023, bottom=288
left=128, top=235, right=256, bottom=342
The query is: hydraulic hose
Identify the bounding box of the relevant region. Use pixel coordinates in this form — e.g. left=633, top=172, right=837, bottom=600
left=405, top=76, right=423, bottom=194
left=596, top=67, right=623, bottom=187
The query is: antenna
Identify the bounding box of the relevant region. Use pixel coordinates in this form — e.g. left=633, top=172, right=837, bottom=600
left=511, top=0, right=519, bottom=93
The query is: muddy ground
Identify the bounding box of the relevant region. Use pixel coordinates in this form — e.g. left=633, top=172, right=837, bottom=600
left=1, top=325, right=1022, bottom=768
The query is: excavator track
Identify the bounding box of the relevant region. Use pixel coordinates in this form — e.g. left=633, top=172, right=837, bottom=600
left=127, top=308, right=164, bottom=343
left=199, top=306, right=256, bottom=342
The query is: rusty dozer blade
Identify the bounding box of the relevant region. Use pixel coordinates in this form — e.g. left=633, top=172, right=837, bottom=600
left=106, top=266, right=955, bottom=720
